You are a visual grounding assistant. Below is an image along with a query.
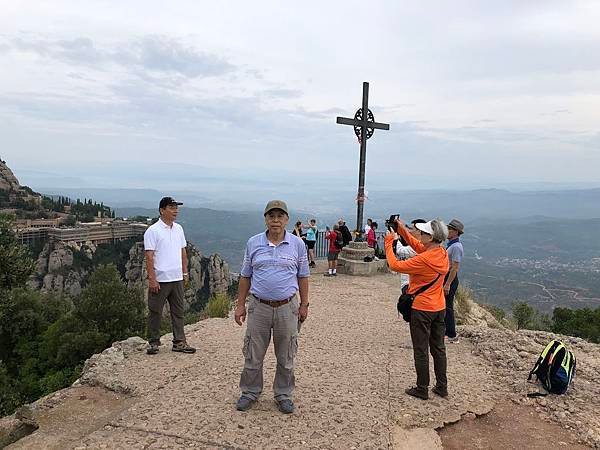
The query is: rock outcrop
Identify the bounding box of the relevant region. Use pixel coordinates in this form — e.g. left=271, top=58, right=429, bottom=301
left=125, top=241, right=231, bottom=311
left=29, top=238, right=231, bottom=312
left=0, top=159, right=42, bottom=206
left=0, top=160, right=21, bottom=192
left=28, top=241, right=90, bottom=296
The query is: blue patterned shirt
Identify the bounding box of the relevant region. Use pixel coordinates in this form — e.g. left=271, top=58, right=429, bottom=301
left=240, top=230, right=310, bottom=301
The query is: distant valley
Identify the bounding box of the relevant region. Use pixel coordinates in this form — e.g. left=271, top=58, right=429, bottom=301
left=116, top=205, right=600, bottom=314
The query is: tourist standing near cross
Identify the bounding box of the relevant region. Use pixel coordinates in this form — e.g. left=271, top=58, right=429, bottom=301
left=234, top=200, right=310, bottom=414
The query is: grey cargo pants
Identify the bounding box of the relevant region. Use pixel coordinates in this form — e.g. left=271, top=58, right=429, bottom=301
left=239, top=295, right=299, bottom=401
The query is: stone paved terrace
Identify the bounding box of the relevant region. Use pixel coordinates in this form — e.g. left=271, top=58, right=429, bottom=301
left=8, top=262, right=599, bottom=449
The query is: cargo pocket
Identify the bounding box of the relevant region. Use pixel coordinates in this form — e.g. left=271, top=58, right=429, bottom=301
left=288, top=335, right=298, bottom=362
left=247, top=297, right=256, bottom=314
left=242, top=335, right=252, bottom=361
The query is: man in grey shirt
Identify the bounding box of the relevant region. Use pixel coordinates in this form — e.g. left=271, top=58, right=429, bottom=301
left=444, top=219, right=465, bottom=343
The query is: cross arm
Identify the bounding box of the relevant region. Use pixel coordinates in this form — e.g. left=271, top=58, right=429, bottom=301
left=336, top=116, right=390, bottom=130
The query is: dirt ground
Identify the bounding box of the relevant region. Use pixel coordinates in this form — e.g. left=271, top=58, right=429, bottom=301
left=439, top=400, right=590, bottom=450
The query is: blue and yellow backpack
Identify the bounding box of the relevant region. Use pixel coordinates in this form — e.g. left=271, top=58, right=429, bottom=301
left=528, top=339, right=576, bottom=395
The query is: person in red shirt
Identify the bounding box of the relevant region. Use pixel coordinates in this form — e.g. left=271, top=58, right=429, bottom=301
left=324, top=224, right=342, bottom=276
left=367, top=221, right=378, bottom=249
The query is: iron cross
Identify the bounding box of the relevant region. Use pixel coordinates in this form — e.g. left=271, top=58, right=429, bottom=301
left=336, top=81, right=389, bottom=239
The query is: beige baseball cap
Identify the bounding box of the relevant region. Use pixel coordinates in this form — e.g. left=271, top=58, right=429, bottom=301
left=264, top=200, right=289, bottom=216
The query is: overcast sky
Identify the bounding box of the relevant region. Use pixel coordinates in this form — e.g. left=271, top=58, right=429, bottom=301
left=1, top=0, right=600, bottom=190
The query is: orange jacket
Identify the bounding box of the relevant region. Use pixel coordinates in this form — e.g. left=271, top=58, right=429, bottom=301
left=384, top=226, right=449, bottom=312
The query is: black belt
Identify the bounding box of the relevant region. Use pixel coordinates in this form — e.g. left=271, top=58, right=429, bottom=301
left=252, top=294, right=294, bottom=307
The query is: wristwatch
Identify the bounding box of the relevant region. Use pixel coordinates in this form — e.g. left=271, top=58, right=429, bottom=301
left=300, top=303, right=309, bottom=307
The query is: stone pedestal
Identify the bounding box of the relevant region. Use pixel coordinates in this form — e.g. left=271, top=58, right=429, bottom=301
left=337, top=241, right=387, bottom=276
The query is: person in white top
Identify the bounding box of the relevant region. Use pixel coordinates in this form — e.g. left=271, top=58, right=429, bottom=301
left=393, top=219, right=426, bottom=289
left=144, top=197, right=196, bottom=355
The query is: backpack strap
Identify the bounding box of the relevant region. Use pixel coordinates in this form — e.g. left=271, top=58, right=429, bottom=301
left=528, top=339, right=561, bottom=380
left=413, top=274, right=441, bottom=297
left=526, top=392, right=548, bottom=398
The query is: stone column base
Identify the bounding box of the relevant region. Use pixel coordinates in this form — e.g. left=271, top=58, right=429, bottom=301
left=337, top=241, right=388, bottom=276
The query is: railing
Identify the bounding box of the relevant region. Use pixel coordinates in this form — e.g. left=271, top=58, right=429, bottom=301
left=313, top=230, right=386, bottom=258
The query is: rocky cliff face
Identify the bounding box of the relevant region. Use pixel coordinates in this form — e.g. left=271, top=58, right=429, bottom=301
left=30, top=239, right=231, bottom=311
left=27, top=241, right=93, bottom=296
left=0, top=159, right=42, bottom=205
left=125, top=241, right=231, bottom=310
left=0, top=160, right=21, bottom=192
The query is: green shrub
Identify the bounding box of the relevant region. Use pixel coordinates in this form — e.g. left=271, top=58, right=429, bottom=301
left=552, top=307, right=600, bottom=343
left=511, top=301, right=552, bottom=331
left=205, top=293, right=231, bottom=318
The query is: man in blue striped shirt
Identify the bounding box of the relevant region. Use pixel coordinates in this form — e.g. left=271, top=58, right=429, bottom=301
left=234, top=200, right=310, bottom=414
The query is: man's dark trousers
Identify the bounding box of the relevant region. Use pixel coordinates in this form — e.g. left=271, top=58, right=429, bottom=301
left=147, top=280, right=186, bottom=344
left=444, top=275, right=459, bottom=338
left=409, top=309, right=447, bottom=393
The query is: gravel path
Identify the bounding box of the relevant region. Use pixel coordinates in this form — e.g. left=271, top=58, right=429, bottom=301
left=10, top=264, right=596, bottom=449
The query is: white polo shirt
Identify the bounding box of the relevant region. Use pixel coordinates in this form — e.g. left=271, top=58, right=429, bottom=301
left=144, top=218, right=187, bottom=282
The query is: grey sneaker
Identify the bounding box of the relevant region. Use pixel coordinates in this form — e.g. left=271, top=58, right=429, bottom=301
left=276, top=399, right=294, bottom=414
left=236, top=396, right=255, bottom=412
left=447, top=336, right=460, bottom=344
left=172, top=341, right=196, bottom=353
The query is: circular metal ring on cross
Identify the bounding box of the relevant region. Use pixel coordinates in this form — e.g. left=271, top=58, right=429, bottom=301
left=353, top=108, right=375, bottom=141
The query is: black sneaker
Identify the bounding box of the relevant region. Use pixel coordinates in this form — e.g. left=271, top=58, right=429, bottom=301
left=405, top=386, right=429, bottom=400
left=146, top=342, right=159, bottom=355
left=432, top=386, right=448, bottom=398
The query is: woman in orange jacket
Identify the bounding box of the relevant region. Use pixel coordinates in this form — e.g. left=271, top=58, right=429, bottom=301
left=384, top=218, right=449, bottom=400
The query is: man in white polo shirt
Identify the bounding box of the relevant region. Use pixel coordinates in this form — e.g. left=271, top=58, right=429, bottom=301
left=144, top=196, right=196, bottom=355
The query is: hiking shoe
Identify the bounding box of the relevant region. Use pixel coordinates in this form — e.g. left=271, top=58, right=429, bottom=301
left=405, top=387, right=429, bottom=400
left=276, top=399, right=294, bottom=414
left=146, top=342, right=159, bottom=355
left=236, top=396, right=255, bottom=411
left=432, top=386, right=448, bottom=398
left=172, top=341, right=196, bottom=353
left=447, top=336, right=460, bottom=344
left=309, top=261, right=316, bottom=268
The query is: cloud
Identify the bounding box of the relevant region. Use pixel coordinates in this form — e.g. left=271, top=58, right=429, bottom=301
left=5, top=35, right=235, bottom=79
left=261, top=88, right=302, bottom=99
left=114, top=36, right=234, bottom=78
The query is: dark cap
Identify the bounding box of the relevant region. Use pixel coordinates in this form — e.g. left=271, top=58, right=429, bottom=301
left=264, top=199, right=289, bottom=216
left=448, top=218, right=464, bottom=235
left=159, top=196, right=183, bottom=209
